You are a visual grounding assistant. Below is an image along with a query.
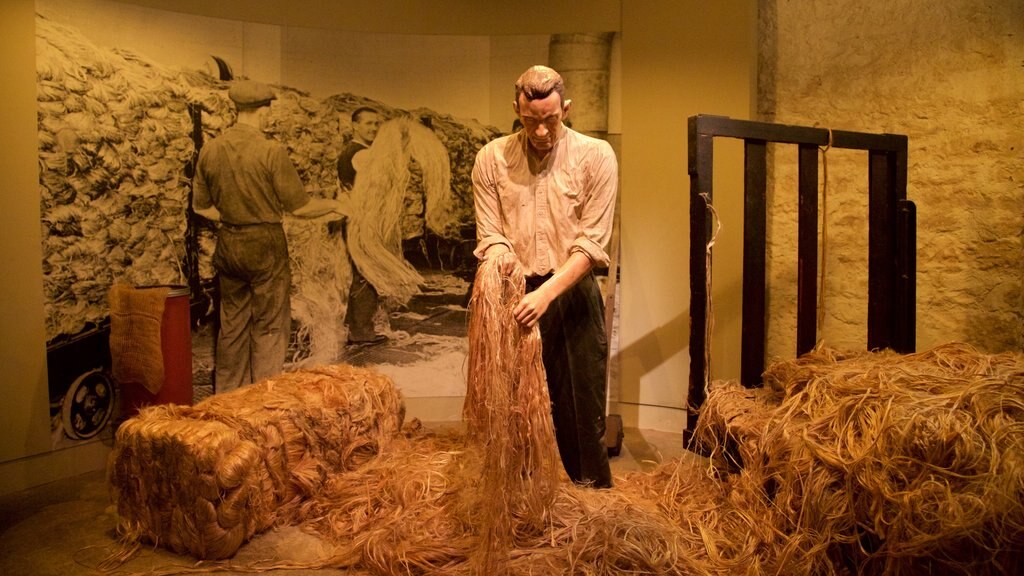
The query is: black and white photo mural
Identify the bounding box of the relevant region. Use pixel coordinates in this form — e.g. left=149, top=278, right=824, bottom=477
left=35, top=0, right=619, bottom=447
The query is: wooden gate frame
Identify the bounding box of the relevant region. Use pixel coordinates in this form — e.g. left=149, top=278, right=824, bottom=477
left=686, top=114, right=916, bottom=433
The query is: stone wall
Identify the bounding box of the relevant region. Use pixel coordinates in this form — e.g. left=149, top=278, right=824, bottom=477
left=759, top=0, right=1023, bottom=358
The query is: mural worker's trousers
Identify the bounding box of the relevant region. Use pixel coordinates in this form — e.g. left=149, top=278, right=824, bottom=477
left=213, top=223, right=291, bottom=393
left=530, top=272, right=613, bottom=489
left=345, top=265, right=382, bottom=342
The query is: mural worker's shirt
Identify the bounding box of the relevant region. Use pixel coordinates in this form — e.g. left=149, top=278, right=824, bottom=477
left=194, top=124, right=310, bottom=225
left=337, top=140, right=369, bottom=191
left=472, top=126, right=618, bottom=276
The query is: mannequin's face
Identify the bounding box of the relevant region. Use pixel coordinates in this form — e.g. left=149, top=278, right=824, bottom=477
left=515, top=92, right=569, bottom=155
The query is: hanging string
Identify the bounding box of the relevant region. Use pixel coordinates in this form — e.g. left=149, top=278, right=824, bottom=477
left=817, top=129, right=833, bottom=333
left=699, top=192, right=722, bottom=394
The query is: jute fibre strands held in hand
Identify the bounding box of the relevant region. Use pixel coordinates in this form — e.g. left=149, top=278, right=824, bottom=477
left=464, top=257, right=563, bottom=573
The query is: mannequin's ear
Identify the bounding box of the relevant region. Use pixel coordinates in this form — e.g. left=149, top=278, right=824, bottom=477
left=562, top=98, right=572, bottom=116
left=512, top=100, right=519, bottom=115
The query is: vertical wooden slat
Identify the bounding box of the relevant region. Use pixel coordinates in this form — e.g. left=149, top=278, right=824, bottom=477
left=687, top=121, right=714, bottom=433
left=896, top=199, right=916, bottom=352
left=741, top=139, right=767, bottom=386
left=893, top=141, right=914, bottom=353
left=867, top=150, right=894, bottom=350
left=797, top=144, right=818, bottom=356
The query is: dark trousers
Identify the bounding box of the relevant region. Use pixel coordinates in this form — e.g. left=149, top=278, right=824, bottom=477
left=345, top=265, right=381, bottom=341
left=337, top=218, right=381, bottom=342
left=531, top=273, right=612, bottom=488
left=213, top=224, right=291, bottom=392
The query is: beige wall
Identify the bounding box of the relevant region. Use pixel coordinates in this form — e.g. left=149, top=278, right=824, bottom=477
left=2, top=0, right=119, bottom=490
left=1, top=0, right=755, bottom=494
left=618, top=3, right=756, bottom=430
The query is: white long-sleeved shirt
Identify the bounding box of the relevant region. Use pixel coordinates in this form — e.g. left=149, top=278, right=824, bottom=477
left=471, top=127, right=618, bottom=276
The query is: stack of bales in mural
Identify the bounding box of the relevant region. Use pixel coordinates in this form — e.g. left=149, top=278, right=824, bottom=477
left=35, top=13, right=500, bottom=363
left=36, top=15, right=214, bottom=340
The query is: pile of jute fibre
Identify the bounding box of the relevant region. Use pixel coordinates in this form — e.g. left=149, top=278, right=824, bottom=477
left=107, top=364, right=404, bottom=560
left=104, top=268, right=1024, bottom=575
left=239, top=258, right=722, bottom=575
left=693, top=342, right=1024, bottom=575
left=101, top=260, right=724, bottom=575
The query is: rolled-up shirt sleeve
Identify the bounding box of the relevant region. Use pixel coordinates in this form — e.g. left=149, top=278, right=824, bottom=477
left=569, top=139, right=618, bottom=267
left=471, top=145, right=513, bottom=260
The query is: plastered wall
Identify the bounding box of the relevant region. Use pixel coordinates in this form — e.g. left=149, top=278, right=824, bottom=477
left=759, top=0, right=1024, bottom=358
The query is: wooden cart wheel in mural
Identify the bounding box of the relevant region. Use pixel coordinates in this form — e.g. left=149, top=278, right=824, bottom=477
left=60, top=368, right=115, bottom=440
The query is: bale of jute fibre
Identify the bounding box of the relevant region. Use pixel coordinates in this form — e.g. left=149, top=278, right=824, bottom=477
left=196, top=364, right=406, bottom=505
left=463, top=257, right=563, bottom=574
left=108, top=406, right=269, bottom=559
left=108, top=363, right=405, bottom=560
left=717, top=343, right=1024, bottom=575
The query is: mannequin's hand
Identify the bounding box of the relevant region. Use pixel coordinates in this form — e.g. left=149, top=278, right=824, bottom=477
left=514, top=287, right=552, bottom=327
left=493, top=251, right=518, bottom=277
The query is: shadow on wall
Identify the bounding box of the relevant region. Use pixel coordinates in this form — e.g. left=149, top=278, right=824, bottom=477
left=616, top=309, right=689, bottom=398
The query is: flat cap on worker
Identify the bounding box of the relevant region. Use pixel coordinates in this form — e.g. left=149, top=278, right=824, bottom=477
left=229, top=80, right=277, bottom=109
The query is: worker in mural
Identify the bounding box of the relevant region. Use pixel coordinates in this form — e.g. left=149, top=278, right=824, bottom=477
left=192, top=80, right=347, bottom=392
left=471, top=65, right=619, bottom=488
left=336, top=106, right=388, bottom=345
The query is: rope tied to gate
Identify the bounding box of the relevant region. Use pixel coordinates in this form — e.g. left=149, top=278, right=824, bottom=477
left=700, top=193, right=722, bottom=394
left=817, top=128, right=833, bottom=334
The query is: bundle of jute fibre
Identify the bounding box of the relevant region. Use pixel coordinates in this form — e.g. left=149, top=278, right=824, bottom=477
left=693, top=342, right=1024, bottom=575
left=463, top=257, right=563, bottom=574
left=108, top=364, right=405, bottom=560
left=689, top=379, right=781, bottom=471
left=346, top=117, right=451, bottom=308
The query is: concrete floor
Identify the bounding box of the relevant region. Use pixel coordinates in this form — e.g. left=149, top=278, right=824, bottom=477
left=0, top=426, right=685, bottom=576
